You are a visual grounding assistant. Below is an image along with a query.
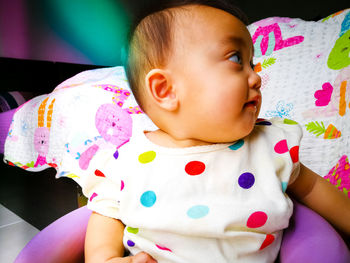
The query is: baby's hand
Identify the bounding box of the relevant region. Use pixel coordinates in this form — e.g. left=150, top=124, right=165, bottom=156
left=130, top=252, right=157, bottom=263
left=114, top=252, right=157, bottom=263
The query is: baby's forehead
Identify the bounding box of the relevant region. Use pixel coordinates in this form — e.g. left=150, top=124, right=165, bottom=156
left=171, top=5, right=252, bottom=50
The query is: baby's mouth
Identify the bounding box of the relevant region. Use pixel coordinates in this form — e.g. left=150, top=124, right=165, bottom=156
left=244, top=101, right=258, bottom=107
left=244, top=95, right=261, bottom=110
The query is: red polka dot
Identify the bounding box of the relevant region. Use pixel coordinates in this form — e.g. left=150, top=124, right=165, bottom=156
left=185, top=161, right=206, bottom=176
left=289, top=146, right=299, bottom=163
left=94, top=169, right=105, bottom=177
left=47, top=163, right=58, bottom=168
left=247, top=211, right=268, bottom=228
left=259, top=234, right=275, bottom=250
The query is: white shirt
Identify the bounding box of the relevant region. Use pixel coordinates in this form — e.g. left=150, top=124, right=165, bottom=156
left=84, top=117, right=302, bottom=263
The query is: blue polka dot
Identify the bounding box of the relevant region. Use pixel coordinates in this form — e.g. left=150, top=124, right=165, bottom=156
left=238, top=172, right=255, bottom=189
left=140, top=191, right=157, bottom=207
left=127, top=240, right=135, bottom=247
left=187, top=205, right=209, bottom=219
left=229, top=139, right=244, bottom=150
left=282, top=182, right=288, bottom=192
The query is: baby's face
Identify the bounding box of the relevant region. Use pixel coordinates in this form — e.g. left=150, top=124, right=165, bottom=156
left=167, top=5, right=261, bottom=143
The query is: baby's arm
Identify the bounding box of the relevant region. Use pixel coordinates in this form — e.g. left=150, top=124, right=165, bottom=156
left=85, top=212, right=157, bottom=263
left=287, top=164, right=350, bottom=236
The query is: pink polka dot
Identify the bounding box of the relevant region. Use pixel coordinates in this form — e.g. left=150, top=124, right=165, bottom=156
left=185, top=161, right=206, bottom=176
left=121, top=180, right=124, bottom=191
left=90, top=192, right=98, bottom=202
left=247, top=211, right=268, bottom=228
left=289, top=146, right=299, bottom=163
left=260, top=234, right=275, bottom=250
left=156, top=244, right=172, bottom=252
left=274, top=140, right=289, bottom=154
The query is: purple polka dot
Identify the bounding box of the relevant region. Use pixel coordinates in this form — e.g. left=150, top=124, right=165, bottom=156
left=127, top=240, right=135, bottom=247
left=238, top=172, right=255, bottom=189
left=113, top=150, right=119, bottom=159
left=255, top=119, right=272, bottom=126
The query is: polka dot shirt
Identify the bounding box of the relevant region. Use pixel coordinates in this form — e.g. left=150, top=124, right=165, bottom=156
left=85, top=118, right=302, bottom=263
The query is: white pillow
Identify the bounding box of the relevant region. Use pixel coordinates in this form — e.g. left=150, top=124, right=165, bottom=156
left=247, top=9, right=350, bottom=176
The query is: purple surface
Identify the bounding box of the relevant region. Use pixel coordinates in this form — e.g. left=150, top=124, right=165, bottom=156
left=280, top=201, right=350, bottom=263
left=14, top=206, right=91, bottom=263
left=14, top=202, right=350, bottom=262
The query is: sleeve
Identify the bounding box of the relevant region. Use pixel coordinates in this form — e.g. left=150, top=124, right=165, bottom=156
left=80, top=150, right=123, bottom=219
left=85, top=176, right=122, bottom=219
left=269, top=118, right=303, bottom=186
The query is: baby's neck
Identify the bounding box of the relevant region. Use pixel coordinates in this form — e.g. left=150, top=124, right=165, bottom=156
left=145, top=129, right=213, bottom=148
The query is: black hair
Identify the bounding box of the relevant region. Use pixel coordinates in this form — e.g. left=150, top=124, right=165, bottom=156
left=125, top=0, right=248, bottom=109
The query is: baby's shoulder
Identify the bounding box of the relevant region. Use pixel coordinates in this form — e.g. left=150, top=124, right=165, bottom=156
left=255, top=117, right=302, bottom=135
left=251, top=118, right=303, bottom=148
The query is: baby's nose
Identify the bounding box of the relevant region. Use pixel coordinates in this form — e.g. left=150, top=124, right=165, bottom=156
left=250, top=71, right=261, bottom=90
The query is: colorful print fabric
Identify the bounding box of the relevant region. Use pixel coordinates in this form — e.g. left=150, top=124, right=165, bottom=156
left=83, top=118, right=302, bottom=262
left=4, top=66, right=156, bottom=186
left=248, top=9, right=350, bottom=179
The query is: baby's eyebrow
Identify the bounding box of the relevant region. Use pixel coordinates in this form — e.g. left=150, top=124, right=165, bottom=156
left=220, top=36, right=254, bottom=54
left=220, top=36, right=246, bottom=48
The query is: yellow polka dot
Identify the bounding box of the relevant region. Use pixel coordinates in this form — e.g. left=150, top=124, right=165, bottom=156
left=138, top=151, right=156, bottom=164
left=66, top=173, right=80, bottom=179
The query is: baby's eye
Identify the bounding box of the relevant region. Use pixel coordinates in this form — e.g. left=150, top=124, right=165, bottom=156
left=228, top=53, right=242, bottom=64
left=250, top=61, right=256, bottom=69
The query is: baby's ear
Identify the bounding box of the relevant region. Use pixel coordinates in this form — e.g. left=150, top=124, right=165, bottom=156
left=145, top=69, right=178, bottom=111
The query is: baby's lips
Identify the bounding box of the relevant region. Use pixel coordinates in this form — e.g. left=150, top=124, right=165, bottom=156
left=245, top=95, right=261, bottom=106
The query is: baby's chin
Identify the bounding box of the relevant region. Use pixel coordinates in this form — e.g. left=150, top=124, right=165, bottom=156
left=221, top=120, right=258, bottom=142
left=201, top=129, right=255, bottom=145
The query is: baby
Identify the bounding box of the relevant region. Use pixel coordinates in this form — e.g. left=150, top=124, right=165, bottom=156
left=84, top=1, right=350, bottom=262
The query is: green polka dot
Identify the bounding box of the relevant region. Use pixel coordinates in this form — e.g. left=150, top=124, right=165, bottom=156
left=284, top=119, right=298, bottom=125
left=126, top=227, right=139, bottom=234
left=138, top=151, right=156, bottom=163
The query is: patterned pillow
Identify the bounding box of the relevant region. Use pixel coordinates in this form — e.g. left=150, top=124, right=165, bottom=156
left=4, top=66, right=156, bottom=187
left=247, top=9, right=350, bottom=182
